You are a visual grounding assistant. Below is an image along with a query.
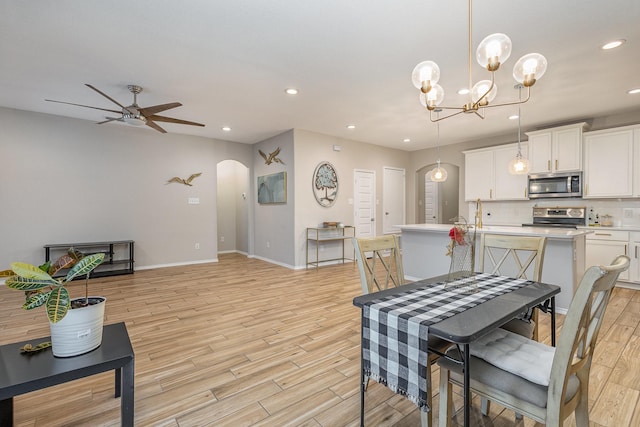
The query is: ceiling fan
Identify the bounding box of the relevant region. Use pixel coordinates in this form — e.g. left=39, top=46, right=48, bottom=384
left=46, top=84, right=205, bottom=133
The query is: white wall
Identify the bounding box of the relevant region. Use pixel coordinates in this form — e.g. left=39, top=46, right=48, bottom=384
left=253, top=131, right=295, bottom=267
left=0, top=107, right=251, bottom=269
left=293, top=129, right=411, bottom=267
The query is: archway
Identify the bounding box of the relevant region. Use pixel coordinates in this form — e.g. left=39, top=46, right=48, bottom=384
left=416, top=163, right=459, bottom=224
left=217, top=160, right=250, bottom=254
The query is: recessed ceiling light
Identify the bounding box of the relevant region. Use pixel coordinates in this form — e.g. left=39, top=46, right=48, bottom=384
left=403, top=138, right=411, bottom=143
left=457, top=88, right=470, bottom=95
left=285, top=88, right=299, bottom=95
left=602, top=39, right=626, bottom=50
left=628, top=88, right=640, bottom=95
left=346, top=124, right=356, bottom=129
left=221, top=126, right=231, bottom=132
left=508, top=114, right=519, bottom=120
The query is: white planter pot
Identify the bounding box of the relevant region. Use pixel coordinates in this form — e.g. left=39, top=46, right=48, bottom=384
left=49, top=296, right=106, bottom=357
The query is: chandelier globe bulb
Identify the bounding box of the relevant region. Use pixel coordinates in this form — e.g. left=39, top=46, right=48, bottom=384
left=513, top=53, right=548, bottom=87
left=411, top=61, right=441, bottom=92
left=471, top=80, right=498, bottom=105
left=476, top=33, right=512, bottom=71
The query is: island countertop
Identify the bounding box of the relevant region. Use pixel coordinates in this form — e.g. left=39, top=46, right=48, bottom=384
left=398, top=223, right=588, bottom=312
left=398, top=224, right=592, bottom=239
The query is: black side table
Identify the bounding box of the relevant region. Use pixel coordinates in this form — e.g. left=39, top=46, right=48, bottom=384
left=0, top=322, right=134, bottom=426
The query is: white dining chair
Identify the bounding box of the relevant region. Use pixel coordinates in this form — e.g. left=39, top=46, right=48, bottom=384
left=478, top=233, right=547, bottom=341
left=436, top=255, right=630, bottom=427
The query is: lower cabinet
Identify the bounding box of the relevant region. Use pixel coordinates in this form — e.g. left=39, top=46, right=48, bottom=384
left=630, top=233, right=640, bottom=283
left=585, top=230, right=629, bottom=282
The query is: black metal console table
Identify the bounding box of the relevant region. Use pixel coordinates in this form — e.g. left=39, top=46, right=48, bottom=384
left=44, top=240, right=134, bottom=278
left=0, top=322, right=135, bottom=426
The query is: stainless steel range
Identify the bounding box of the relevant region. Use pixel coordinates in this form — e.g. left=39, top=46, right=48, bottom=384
left=523, top=206, right=587, bottom=229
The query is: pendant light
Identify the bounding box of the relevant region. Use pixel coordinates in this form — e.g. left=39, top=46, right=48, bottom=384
left=430, top=113, right=448, bottom=182
left=508, top=84, right=530, bottom=175
left=411, top=0, right=548, bottom=123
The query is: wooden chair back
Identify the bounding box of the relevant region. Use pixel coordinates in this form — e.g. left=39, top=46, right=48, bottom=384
left=547, top=254, right=629, bottom=425
left=352, top=235, right=404, bottom=295
left=479, top=234, right=547, bottom=281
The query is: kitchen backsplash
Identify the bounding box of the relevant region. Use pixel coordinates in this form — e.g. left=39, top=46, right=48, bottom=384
left=466, top=199, right=640, bottom=228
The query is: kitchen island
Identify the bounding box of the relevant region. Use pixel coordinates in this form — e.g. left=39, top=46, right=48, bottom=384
left=399, top=224, right=591, bottom=312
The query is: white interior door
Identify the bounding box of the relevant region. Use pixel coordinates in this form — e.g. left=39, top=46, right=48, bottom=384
left=383, top=167, right=405, bottom=234
left=425, top=177, right=440, bottom=224
left=354, top=169, right=375, bottom=238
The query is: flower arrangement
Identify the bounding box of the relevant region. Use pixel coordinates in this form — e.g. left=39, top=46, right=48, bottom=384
left=446, top=225, right=468, bottom=256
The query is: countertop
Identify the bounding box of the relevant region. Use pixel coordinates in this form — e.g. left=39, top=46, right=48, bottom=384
left=398, top=224, right=592, bottom=239
left=578, top=225, right=640, bottom=232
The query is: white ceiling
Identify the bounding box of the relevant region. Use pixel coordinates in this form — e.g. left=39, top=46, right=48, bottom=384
left=1, top=0, right=638, bottom=151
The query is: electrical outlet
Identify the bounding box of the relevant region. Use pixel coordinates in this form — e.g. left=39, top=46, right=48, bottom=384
left=266, top=241, right=270, bottom=248
left=194, top=243, right=200, bottom=249
left=220, top=236, right=225, bottom=242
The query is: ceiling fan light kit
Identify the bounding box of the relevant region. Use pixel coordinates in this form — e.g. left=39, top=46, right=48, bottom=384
left=46, top=84, right=205, bottom=133
left=411, top=0, right=548, bottom=123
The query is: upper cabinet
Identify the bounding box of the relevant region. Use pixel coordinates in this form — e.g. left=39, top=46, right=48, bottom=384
left=464, top=143, right=528, bottom=201
left=526, top=122, right=587, bottom=173
left=583, top=126, right=635, bottom=198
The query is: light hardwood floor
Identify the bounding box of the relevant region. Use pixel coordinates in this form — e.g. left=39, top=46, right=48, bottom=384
left=1, top=253, right=640, bottom=426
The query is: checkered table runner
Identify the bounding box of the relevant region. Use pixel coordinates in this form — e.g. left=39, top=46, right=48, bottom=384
left=362, top=273, right=531, bottom=411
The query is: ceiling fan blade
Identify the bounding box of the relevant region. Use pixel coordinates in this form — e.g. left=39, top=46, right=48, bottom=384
left=145, top=119, right=167, bottom=133
left=149, top=115, right=205, bottom=127
left=45, top=99, right=121, bottom=114
left=85, top=84, right=134, bottom=113
left=97, top=117, right=123, bottom=124
left=139, top=102, right=182, bottom=116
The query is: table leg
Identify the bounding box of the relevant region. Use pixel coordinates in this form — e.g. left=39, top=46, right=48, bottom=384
left=0, top=397, right=12, bottom=427
left=121, top=357, right=135, bottom=427
left=360, top=313, right=365, bottom=427
left=115, top=366, right=122, bottom=398
left=551, top=297, right=556, bottom=347
left=463, top=343, right=470, bottom=427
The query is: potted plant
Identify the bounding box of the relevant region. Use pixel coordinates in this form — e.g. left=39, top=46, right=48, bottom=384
left=1, top=248, right=107, bottom=357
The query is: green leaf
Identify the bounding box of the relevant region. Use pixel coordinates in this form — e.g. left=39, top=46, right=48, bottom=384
left=6, top=275, right=58, bottom=291
left=64, top=253, right=104, bottom=282
left=38, top=261, right=51, bottom=273
left=24, top=290, right=51, bottom=310
left=46, top=287, right=69, bottom=323
left=11, top=262, right=54, bottom=281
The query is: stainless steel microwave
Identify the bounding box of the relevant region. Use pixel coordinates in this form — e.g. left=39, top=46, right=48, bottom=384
left=527, top=172, right=582, bottom=198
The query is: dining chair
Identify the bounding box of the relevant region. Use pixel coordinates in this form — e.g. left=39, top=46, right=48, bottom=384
left=478, top=233, right=547, bottom=341
left=353, top=235, right=452, bottom=427
left=436, top=254, right=630, bottom=427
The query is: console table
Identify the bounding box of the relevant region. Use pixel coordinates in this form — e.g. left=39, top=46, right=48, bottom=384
left=0, top=322, right=135, bottom=426
left=44, top=240, right=134, bottom=278
left=306, top=226, right=355, bottom=270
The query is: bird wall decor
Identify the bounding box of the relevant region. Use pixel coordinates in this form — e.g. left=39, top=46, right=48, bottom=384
left=259, top=147, right=285, bottom=165
left=166, top=172, right=202, bottom=186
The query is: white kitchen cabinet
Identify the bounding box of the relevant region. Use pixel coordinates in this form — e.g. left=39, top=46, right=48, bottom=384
left=633, top=128, right=640, bottom=197
left=585, top=230, right=629, bottom=281
left=464, top=143, right=528, bottom=201
left=464, top=148, right=494, bottom=201
left=526, top=122, right=587, bottom=173
left=583, top=127, right=634, bottom=198
left=493, top=144, right=528, bottom=200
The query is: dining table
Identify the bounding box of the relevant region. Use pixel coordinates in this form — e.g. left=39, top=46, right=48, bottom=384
left=352, top=272, right=560, bottom=427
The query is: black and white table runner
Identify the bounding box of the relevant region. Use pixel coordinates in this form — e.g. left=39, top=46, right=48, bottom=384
left=362, top=273, right=531, bottom=411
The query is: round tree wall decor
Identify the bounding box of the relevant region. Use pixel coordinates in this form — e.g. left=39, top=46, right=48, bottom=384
left=313, top=161, right=338, bottom=207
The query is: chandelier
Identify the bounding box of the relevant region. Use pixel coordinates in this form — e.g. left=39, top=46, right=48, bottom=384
left=411, top=0, right=548, bottom=122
